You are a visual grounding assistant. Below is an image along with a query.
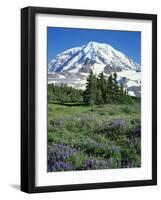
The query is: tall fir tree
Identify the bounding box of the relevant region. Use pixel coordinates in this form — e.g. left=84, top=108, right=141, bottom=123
left=83, top=70, right=97, bottom=105
left=106, top=74, right=114, bottom=103
left=96, top=87, right=104, bottom=105
left=119, top=83, right=124, bottom=103
left=113, top=72, right=120, bottom=103
left=98, top=72, right=107, bottom=104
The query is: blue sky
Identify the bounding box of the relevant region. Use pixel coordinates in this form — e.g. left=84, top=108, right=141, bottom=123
left=47, top=27, right=141, bottom=64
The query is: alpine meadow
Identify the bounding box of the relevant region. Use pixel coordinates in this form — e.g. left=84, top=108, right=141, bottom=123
left=47, top=28, right=141, bottom=172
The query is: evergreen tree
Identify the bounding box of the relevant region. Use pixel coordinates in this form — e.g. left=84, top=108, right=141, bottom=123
left=83, top=70, right=97, bottom=105
left=98, top=72, right=107, bottom=104
left=48, top=71, right=134, bottom=106
left=48, top=84, right=83, bottom=102
left=96, top=87, right=104, bottom=105
left=119, top=83, right=124, bottom=103
left=124, top=89, right=133, bottom=104
left=113, top=72, right=120, bottom=103
left=106, top=74, right=114, bottom=103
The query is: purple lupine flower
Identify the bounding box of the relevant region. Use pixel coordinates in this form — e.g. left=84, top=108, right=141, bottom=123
left=48, top=144, right=77, bottom=172
left=112, top=146, right=121, bottom=153
left=111, top=119, right=127, bottom=128
left=48, top=144, right=76, bottom=162
left=48, top=161, right=74, bottom=172
left=84, top=158, right=112, bottom=170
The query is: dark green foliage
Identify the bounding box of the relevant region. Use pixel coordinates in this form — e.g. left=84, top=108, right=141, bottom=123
left=83, top=70, right=97, bottom=105
left=67, top=152, right=87, bottom=170
left=48, top=83, right=83, bottom=102
left=83, top=71, right=133, bottom=105
left=48, top=71, right=134, bottom=106
left=96, top=87, right=104, bottom=105
left=97, top=72, right=107, bottom=103
left=106, top=74, right=114, bottom=103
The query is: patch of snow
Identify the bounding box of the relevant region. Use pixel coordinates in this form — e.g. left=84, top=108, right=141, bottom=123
left=80, top=72, right=89, bottom=76
left=58, top=74, right=65, bottom=79
left=91, top=63, right=105, bottom=75
left=117, top=70, right=141, bottom=81
left=128, top=91, right=136, bottom=97
left=126, top=80, right=140, bottom=87
left=48, top=80, right=57, bottom=84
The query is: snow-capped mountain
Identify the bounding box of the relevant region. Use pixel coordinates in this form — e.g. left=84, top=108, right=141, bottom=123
left=48, top=41, right=141, bottom=74
left=48, top=41, right=141, bottom=97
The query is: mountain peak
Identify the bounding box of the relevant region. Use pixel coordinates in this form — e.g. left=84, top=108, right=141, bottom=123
left=48, top=41, right=141, bottom=73
left=87, top=41, right=100, bottom=46
left=86, top=41, right=113, bottom=48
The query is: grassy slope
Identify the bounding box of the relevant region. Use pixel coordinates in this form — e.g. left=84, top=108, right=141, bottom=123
left=47, top=102, right=141, bottom=171
left=48, top=102, right=140, bottom=122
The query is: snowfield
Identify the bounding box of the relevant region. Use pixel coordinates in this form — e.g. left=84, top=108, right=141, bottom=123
left=48, top=41, right=141, bottom=97
left=48, top=41, right=141, bottom=73
left=117, top=70, right=141, bottom=82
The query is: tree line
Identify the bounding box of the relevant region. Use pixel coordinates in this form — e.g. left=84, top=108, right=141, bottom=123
left=48, top=71, right=133, bottom=105
left=48, top=84, right=83, bottom=102
left=83, top=71, right=132, bottom=105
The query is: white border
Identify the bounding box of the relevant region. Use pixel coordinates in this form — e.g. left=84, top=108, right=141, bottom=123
left=35, top=14, right=152, bottom=186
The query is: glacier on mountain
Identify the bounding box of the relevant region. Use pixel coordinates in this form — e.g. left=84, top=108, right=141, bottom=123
left=48, top=41, right=141, bottom=97
left=48, top=41, right=141, bottom=73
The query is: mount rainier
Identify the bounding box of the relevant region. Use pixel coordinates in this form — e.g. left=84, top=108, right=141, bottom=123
left=48, top=41, right=141, bottom=97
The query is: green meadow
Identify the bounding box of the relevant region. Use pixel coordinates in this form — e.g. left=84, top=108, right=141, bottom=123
left=47, top=72, right=141, bottom=172
left=48, top=101, right=141, bottom=172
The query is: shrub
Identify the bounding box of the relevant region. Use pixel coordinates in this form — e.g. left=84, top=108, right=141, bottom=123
left=121, top=105, right=131, bottom=113
left=99, top=112, right=106, bottom=116
left=108, top=110, right=116, bottom=115
left=50, top=118, right=66, bottom=131
left=93, top=134, right=110, bottom=144
left=94, top=119, right=129, bottom=140
left=120, top=144, right=141, bottom=168
left=81, top=139, right=113, bottom=158
left=62, top=115, right=100, bottom=137
left=83, top=158, right=112, bottom=170
left=67, top=152, right=87, bottom=170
